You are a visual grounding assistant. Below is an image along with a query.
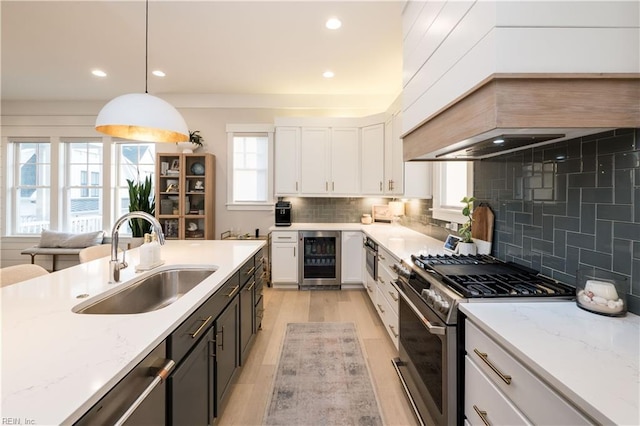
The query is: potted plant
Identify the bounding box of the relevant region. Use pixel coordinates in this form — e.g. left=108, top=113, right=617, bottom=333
left=458, top=196, right=477, bottom=255
left=126, top=174, right=155, bottom=241
left=177, top=130, right=204, bottom=153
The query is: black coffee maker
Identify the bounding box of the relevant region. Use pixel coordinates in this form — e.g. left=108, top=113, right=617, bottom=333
left=275, top=201, right=291, bottom=226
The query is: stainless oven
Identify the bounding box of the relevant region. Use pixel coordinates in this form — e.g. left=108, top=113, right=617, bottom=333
left=363, top=236, right=378, bottom=282
left=393, top=270, right=458, bottom=426
left=391, top=254, right=576, bottom=426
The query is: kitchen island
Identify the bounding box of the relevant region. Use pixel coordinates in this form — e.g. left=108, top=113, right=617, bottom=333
left=1, top=239, right=265, bottom=425
left=460, top=302, right=639, bottom=425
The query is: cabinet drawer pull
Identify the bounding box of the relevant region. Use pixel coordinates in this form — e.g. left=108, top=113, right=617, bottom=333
left=388, top=291, right=398, bottom=302
left=473, top=348, right=512, bottom=385
left=245, top=266, right=256, bottom=276
left=325, top=181, right=328, bottom=191
left=389, top=325, right=399, bottom=338
left=378, top=277, right=385, bottom=285
left=226, top=285, right=240, bottom=298
left=217, top=326, right=224, bottom=350
left=295, top=181, right=298, bottom=191
left=376, top=303, right=385, bottom=314
left=367, top=285, right=373, bottom=293
left=247, top=280, right=256, bottom=291
left=260, top=271, right=267, bottom=279
left=258, top=256, right=266, bottom=264
left=377, top=253, right=385, bottom=261
left=190, top=316, right=212, bottom=338
left=473, top=405, right=491, bottom=426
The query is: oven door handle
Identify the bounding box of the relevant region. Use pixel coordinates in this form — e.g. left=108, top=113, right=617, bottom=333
left=398, top=286, right=446, bottom=336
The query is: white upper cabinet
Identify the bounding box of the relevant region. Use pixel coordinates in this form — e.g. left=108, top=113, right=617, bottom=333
left=274, top=114, right=403, bottom=197
left=361, top=123, right=385, bottom=195
left=330, top=128, right=360, bottom=195
left=384, top=113, right=404, bottom=195
left=274, top=127, right=300, bottom=196
left=300, top=127, right=331, bottom=195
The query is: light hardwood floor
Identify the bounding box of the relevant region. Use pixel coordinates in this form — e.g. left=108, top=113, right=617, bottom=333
left=217, top=287, right=418, bottom=426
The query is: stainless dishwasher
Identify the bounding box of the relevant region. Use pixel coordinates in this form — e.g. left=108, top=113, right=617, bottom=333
left=74, top=342, right=174, bottom=425
left=298, top=231, right=341, bottom=289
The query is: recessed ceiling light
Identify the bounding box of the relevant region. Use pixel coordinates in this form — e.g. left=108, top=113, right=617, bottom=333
left=323, top=71, right=335, bottom=79
left=325, top=17, right=342, bottom=30
left=92, top=69, right=107, bottom=77
left=152, top=70, right=166, bottom=77
left=493, top=138, right=505, bottom=144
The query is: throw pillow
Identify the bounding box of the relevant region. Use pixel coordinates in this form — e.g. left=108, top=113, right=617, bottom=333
left=38, top=230, right=105, bottom=248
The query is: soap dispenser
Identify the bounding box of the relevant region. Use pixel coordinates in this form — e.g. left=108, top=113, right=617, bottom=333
left=138, top=233, right=153, bottom=270
left=150, top=232, right=161, bottom=265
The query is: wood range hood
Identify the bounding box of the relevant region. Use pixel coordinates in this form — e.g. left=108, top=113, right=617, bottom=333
left=402, top=74, right=640, bottom=161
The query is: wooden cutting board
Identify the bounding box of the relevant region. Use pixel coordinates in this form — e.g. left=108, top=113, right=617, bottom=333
left=472, top=204, right=494, bottom=242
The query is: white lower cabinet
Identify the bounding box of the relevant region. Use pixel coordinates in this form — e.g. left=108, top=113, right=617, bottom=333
left=372, top=246, right=400, bottom=349
left=341, top=231, right=363, bottom=284
left=465, top=320, right=593, bottom=425
left=465, top=356, right=531, bottom=426
left=271, top=231, right=298, bottom=287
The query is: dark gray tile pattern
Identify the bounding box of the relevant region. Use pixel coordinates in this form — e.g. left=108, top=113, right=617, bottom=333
left=475, top=128, right=640, bottom=315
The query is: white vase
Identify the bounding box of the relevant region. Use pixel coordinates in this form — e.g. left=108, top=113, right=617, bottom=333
left=457, top=242, right=477, bottom=256
left=176, top=142, right=199, bottom=153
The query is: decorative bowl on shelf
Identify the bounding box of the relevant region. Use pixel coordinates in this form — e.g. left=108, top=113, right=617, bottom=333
left=190, top=162, right=205, bottom=175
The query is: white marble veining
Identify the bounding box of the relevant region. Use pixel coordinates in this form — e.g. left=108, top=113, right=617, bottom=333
left=0, top=240, right=265, bottom=425
left=459, top=302, right=640, bottom=425
left=270, top=223, right=446, bottom=261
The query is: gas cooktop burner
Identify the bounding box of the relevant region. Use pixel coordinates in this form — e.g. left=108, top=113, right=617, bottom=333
left=410, top=254, right=575, bottom=299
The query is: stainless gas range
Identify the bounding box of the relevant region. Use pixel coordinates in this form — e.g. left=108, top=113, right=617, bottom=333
left=391, top=254, right=575, bottom=426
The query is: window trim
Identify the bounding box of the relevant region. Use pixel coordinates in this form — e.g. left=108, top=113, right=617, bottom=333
left=431, top=161, right=473, bottom=224
left=225, top=124, right=275, bottom=211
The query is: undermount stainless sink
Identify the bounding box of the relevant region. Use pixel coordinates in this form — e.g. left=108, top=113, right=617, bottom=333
left=75, top=267, right=216, bottom=314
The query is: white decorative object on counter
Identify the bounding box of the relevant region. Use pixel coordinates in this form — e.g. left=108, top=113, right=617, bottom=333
left=576, top=269, right=627, bottom=317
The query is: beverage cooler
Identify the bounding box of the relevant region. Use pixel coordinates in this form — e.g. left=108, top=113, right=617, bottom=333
left=299, top=231, right=341, bottom=288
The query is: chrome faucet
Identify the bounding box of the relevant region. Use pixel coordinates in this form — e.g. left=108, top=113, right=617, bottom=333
left=110, top=211, right=165, bottom=283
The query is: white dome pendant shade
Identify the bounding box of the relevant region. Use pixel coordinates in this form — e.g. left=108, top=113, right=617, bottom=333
left=94, top=0, right=189, bottom=143
left=95, top=93, right=189, bottom=143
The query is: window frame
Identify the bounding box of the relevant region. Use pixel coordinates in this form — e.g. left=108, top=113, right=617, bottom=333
left=431, top=161, right=474, bottom=224
left=63, top=139, right=105, bottom=233
left=225, top=124, right=274, bottom=211
left=9, top=138, right=54, bottom=235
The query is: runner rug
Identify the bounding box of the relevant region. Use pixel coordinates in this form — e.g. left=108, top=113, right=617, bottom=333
left=264, top=322, right=383, bottom=426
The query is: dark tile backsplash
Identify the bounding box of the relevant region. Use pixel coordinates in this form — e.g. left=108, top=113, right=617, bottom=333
left=475, top=129, right=640, bottom=314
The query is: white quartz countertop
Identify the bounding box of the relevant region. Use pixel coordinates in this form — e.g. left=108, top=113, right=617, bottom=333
left=270, top=223, right=447, bottom=260
left=459, top=302, right=640, bottom=425
left=0, top=240, right=265, bottom=425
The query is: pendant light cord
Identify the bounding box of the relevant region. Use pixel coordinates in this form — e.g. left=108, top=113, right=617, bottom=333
left=145, top=0, right=149, bottom=94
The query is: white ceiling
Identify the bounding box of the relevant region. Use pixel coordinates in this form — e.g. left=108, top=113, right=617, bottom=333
left=1, top=1, right=404, bottom=110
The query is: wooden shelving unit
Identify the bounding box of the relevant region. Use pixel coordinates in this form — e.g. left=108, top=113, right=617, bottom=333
left=155, top=152, right=215, bottom=240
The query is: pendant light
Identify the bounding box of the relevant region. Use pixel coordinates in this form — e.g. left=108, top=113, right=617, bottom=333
left=95, top=0, right=188, bottom=143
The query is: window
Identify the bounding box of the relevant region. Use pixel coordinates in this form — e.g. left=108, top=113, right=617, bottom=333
left=12, top=141, right=51, bottom=234
left=115, top=142, right=156, bottom=232
left=65, top=141, right=103, bottom=232
left=226, top=124, right=274, bottom=210
left=431, top=161, right=473, bottom=223
left=5, top=137, right=156, bottom=236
